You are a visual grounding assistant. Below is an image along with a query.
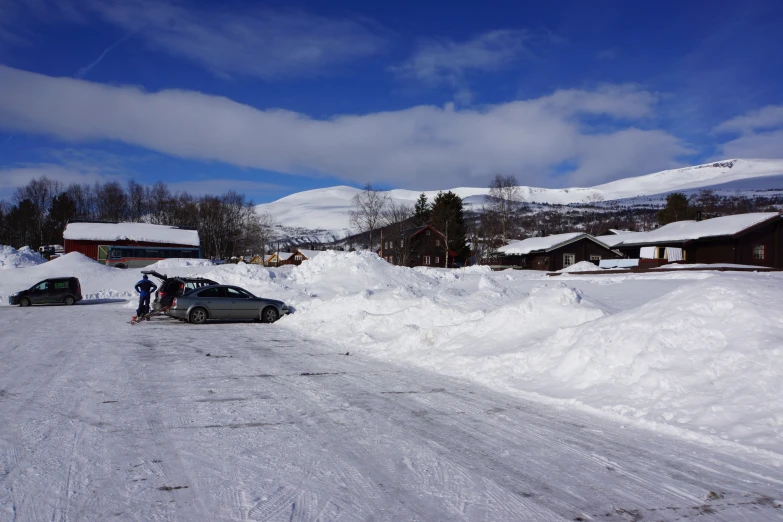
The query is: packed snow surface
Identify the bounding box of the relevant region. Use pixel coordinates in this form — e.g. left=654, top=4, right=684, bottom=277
left=0, top=245, right=46, bottom=269
left=3, top=251, right=783, bottom=456
left=63, top=222, right=200, bottom=246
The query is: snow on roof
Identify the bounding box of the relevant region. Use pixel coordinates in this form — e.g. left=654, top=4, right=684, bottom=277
left=295, top=249, right=323, bottom=259
left=274, top=252, right=294, bottom=261
left=596, top=231, right=644, bottom=247
left=498, top=233, right=608, bottom=255
left=64, top=222, right=200, bottom=246
left=617, top=212, right=780, bottom=246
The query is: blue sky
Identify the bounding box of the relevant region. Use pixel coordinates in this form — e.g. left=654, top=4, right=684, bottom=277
left=1, top=0, right=782, bottom=203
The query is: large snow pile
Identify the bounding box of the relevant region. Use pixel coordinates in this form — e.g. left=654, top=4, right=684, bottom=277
left=0, top=252, right=143, bottom=302
left=0, top=245, right=46, bottom=269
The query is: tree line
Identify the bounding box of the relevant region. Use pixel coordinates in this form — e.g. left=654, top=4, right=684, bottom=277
left=0, top=177, right=276, bottom=259
left=348, top=175, right=783, bottom=265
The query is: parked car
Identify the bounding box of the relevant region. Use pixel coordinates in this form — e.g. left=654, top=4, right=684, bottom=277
left=9, top=277, right=82, bottom=306
left=169, top=284, right=290, bottom=324
left=141, top=270, right=218, bottom=311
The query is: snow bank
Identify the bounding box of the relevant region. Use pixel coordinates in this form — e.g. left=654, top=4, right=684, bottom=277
left=511, top=277, right=783, bottom=452
left=146, top=258, right=215, bottom=269
left=0, top=252, right=142, bottom=303
left=0, top=245, right=46, bottom=269
left=558, top=261, right=600, bottom=273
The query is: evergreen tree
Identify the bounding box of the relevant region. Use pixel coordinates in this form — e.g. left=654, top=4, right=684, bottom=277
left=657, top=192, right=693, bottom=225
left=46, top=192, right=76, bottom=245
left=413, top=193, right=431, bottom=226
left=431, top=191, right=470, bottom=265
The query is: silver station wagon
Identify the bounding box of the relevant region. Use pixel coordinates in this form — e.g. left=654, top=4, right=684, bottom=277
left=169, top=284, right=290, bottom=324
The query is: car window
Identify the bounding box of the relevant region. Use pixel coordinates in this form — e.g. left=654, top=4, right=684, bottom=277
left=34, top=282, right=48, bottom=291
left=53, top=281, right=68, bottom=289
left=197, top=287, right=221, bottom=298
left=226, top=287, right=248, bottom=299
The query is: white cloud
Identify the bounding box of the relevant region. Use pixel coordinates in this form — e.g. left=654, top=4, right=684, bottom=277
left=713, top=105, right=783, bottom=160
left=717, top=130, right=783, bottom=159
left=86, top=0, right=387, bottom=80
left=0, top=65, right=690, bottom=189
left=714, top=105, right=783, bottom=135
left=0, top=162, right=124, bottom=200
left=392, top=30, right=529, bottom=87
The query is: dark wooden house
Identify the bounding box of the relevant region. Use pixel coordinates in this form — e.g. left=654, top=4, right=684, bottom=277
left=614, top=212, right=783, bottom=268
left=491, top=233, right=622, bottom=271
left=379, top=225, right=456, bottom=268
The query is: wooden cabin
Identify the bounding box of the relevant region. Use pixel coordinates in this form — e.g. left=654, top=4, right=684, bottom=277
left=491, top=233, right=622, bottom=271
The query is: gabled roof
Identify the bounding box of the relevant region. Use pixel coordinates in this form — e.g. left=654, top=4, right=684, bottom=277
left=498, top=232, right=612, bottom=255
left=617, top=212, right=781, bottom=247
left=64, top=222, right=200, bottom=246
left=408, top=224, right=446, bottom=240
left=293, top=249, right=323, bottom=259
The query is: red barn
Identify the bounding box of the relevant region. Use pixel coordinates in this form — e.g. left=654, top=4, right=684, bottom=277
left=63, top=222, right=201, bottom=267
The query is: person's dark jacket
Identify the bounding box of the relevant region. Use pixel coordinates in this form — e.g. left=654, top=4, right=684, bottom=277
left=135, top=279, right=158, bottom=297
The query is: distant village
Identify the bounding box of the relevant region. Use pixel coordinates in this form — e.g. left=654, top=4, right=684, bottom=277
left=3, top=175, right=783, bottom=272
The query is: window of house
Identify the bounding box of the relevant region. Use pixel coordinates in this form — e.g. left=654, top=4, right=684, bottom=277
left=589, top=255, right=601, bottom=264
left=563, top=253, right=576, bottom=267
left=435, top=256, right=440, bottom=264
left=399, top=239, right=404, bottom=247
left=754, top=244, right=766, bottom=260
left=423, top=255, right=431, bottom=265
left=426, top=230, right=431, bottom=235
left=435, top=239, right=440, bottom=246
left=657, top=247, right=666, bottom=259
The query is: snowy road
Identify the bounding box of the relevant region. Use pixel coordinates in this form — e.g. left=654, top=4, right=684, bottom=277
left=1, top=304, right=781, bottom=521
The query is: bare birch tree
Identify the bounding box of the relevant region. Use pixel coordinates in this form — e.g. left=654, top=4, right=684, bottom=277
left=486, top=174, right=523, bottom=242
left=381, top=201, right=414, bottom=265
left=349, top=184, right=389, bottom=251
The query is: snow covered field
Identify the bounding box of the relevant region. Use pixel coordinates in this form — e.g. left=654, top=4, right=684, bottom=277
left=2, top=248, right=783, bottom=519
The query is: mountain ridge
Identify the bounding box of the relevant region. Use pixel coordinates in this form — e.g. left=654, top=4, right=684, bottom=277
left=256, top=158, right=783, bottom=240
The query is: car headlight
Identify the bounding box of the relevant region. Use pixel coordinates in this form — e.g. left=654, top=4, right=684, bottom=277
left=11, top=293, right=18, bottom=297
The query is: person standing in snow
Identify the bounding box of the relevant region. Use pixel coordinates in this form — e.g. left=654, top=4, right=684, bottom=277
left=134, top=274, right=158, bottom=318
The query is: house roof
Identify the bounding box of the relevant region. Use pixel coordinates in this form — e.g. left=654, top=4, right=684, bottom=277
left=616, top=212, right=781, bottom=247
left=294, top=249, right=323, bottom=259
left=63, top=222, right=200, bottom=246
left=498, top=232, right=612, bottom=255
left=272, top=252, right=294, bottom=261
left=408, top=225, right=446, bottom=240
left=596, top=230, right=644, bottom=247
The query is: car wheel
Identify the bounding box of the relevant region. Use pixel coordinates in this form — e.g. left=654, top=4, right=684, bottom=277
left=189, top=307, right=208, bottom=324
left=261, top=306, right=279, bottom=323
left=19, top=297, right=31, bottom=307
left=63, top=296, right=75, bottom=306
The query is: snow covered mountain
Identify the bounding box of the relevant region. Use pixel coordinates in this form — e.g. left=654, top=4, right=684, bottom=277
left=256, top=158, right=783, bottom=240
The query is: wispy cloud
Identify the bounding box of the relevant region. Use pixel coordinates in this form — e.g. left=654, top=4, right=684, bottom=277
left=0, top=65, right=691, bottom=189
left=713, top=105, right=783, bottom=135
left=76, top=30, right=136, bottom=78
left=85, top=0, right=388, bottom=80
left=596, top=48, right=617, bottom=60
left=392, top=30, right=530, bottom=85
left=714, top=105, right=783, bottom=159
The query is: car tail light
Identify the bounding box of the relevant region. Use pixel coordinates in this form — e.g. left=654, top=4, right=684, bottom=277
left=172, top=298, right=177, bottom=308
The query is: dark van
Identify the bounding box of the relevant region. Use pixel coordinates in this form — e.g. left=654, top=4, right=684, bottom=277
left=9, top=277, right=83, bottom=306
